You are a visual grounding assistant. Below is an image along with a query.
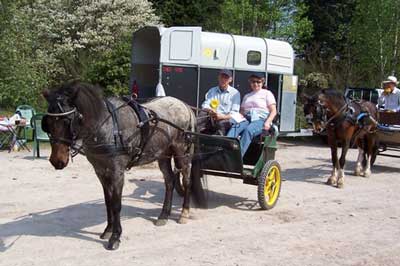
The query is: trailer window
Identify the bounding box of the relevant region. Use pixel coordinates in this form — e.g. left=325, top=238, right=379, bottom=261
left=247, top=51, right=261, bottom=65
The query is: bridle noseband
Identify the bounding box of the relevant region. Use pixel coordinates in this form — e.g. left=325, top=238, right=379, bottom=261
left=44, top=101, right=83, bottom=157
left=46, top=107, right=78, bottom=117
left=305, top=101, right=327, bottom=129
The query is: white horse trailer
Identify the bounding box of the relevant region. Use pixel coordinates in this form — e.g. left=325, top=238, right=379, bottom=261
left=130, top=26, right=301, bottom=134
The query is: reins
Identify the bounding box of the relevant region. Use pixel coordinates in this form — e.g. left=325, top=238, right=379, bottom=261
left=316, top=99, right=378, bottom=147
left=45, top=94, right=230, bottom=165
left=324, top=103, right=349, bottom=128
left=45, top=97, right=194, bottom=163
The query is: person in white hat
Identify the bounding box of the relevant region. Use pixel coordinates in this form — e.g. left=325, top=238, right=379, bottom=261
left=378, top=76, right=400, bottom=111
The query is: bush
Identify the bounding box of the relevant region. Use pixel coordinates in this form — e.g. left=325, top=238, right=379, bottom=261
left=84, top=37, right=131, bottom=97
left=301, top=72, right=330, bottom=95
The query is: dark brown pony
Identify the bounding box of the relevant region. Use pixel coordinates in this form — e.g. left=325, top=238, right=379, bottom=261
left=302, top=89, right=378, bottom=188
left=42, top=81, right=205, bottom=250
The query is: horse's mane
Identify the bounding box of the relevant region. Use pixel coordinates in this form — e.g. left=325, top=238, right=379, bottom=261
left=52, top=80, right=105, bottom=120
left=319, top=88, right=346, bottom=107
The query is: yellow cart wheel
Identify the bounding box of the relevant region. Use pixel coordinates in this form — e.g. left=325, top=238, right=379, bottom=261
left=257, top=160, right=282, bottom=210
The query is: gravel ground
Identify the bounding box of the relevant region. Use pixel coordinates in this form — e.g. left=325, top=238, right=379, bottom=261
left=1, top=139, right=399, bottom=266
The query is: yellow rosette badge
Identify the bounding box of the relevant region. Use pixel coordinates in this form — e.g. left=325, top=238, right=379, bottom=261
left=210, top=98, right=220, bottom=111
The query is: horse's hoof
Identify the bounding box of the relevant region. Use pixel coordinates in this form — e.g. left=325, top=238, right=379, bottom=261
left=354, top=170, right=361, bottom=176
left=337, top=181, right=344, bottom=189
left=177, top=216, right=189, bottom=224
left=326, top=178, right=337, bottom=186
left=100, top=231, right=112, bottom=240
left=363, top=171, right=371, bottom=178
left=154, top=219, right=168, bottom=226
left=107, top=239, right=120, bottom=250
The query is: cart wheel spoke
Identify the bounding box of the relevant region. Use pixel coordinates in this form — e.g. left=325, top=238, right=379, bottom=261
left=258, top=160, right=282, bottom=210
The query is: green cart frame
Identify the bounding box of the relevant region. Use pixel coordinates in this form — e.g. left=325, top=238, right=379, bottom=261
left=373, top=111, right=400, bottom=164
left=178, top=131, right=282, bottom=210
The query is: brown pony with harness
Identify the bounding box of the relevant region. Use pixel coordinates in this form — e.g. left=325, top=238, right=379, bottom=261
left=42, top=81, right=206, bottom=250
left=302, top=89, right=378, bottom=188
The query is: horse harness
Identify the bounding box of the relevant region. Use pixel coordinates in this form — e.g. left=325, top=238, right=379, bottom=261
left=44, top=101, right=83, bottom=152
left=314, top=100, right=377, bottom=146
left=44, top=97, right=190, bottom=165
left=95, top=97, right=159, bottom=162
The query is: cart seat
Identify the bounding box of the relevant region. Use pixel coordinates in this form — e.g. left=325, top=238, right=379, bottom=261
left=243, top=124, right=278, bottom=165
left=378, top=111, right=400, bottom=125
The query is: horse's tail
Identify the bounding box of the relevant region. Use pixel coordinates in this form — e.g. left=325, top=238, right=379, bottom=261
left=186, top=104, right=208, bottom=209
left=190, top=158, right=208, bottom=209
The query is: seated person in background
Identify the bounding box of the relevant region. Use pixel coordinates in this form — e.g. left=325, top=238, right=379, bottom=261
left=378, top=76, right=400, bottom=112
left=227, top=73, right=277, bottom=157
left=199, top=69, right=241, bottom=135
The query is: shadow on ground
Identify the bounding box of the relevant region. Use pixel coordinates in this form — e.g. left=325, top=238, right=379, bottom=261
left=0, top=178, right=255, bottom=252
left=129, top=178, right=257, bottom=212
left=0, top=197, right=163, bottom=252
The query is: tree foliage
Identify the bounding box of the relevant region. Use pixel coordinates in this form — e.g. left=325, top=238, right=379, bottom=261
left=2, top=0, right=400, bottom=110
left=150, top=0, right=224, bottom=27
left=303, top=0, right=356, bottom=59
left=0, top=0, right=49, bottom=109
left=350, top=0, right=400, bottom=87
left=28, top=0, right=159, bottom=78
left=300, top=0, right=357, bottom=90
left=0, top=0, right=159, bottom=110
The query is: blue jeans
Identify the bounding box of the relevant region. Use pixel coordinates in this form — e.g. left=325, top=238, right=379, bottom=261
left=227, top=119, right=265, bottom=157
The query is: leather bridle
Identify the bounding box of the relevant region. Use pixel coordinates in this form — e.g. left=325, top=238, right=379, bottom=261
left=43, top=101, right=83, bottom=157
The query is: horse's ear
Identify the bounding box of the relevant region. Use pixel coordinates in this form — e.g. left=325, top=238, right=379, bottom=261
left=64, top=80, right=81, bottom=101
left=42, top=89, right=50, bottom=99
left=300, top=93, right=311, bottom=103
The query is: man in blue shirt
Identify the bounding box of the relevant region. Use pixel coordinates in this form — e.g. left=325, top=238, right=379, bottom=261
left=378, top=76, right=400, bottom=112
left=199, top=70, right=241, bottom=135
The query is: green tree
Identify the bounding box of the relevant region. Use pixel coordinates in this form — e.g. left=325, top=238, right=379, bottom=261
left=303, top=0, right=356, bottom=59
left=301, top=0, right=357, bottom=89
left=85, top=36, right=132, bottom=96
left=0, top=0, right=159, bottom=109
left=28, top=0, right=159, bottom=79
left=350, top=0, right=400, bottom=87
left=150, top=0, right=224, bottom=27
left=0, top=1, right=50, bottom=109
left=205, top=0, right=312, bottom=53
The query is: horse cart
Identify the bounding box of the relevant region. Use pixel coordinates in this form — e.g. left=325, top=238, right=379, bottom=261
left=374, top=111, right=400, bottom=161
left=130, top=26, right=289, bottom=209
left=177, top=129, right=282, bottom=210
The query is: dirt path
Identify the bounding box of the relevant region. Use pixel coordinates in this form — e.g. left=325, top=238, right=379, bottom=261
left=1, top=140, right=400, bottom=266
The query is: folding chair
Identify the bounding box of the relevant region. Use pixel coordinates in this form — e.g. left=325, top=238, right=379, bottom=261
left=16, top=105, right=35, bottom=141
left=0, top=123, right=13, bottom=150
left=31, top=113, right=50, bottom=158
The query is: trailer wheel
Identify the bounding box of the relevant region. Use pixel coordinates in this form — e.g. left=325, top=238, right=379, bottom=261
left=257, top=160, right=281, bottom=210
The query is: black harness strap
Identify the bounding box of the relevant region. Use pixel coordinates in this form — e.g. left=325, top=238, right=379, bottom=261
left=105, top=99, right=125, bottom=149
left=122, top=96, right=150, bottom=150
left=122, top=97, right=149, bottom=123
left=48, top=96, right=193, bottom=165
